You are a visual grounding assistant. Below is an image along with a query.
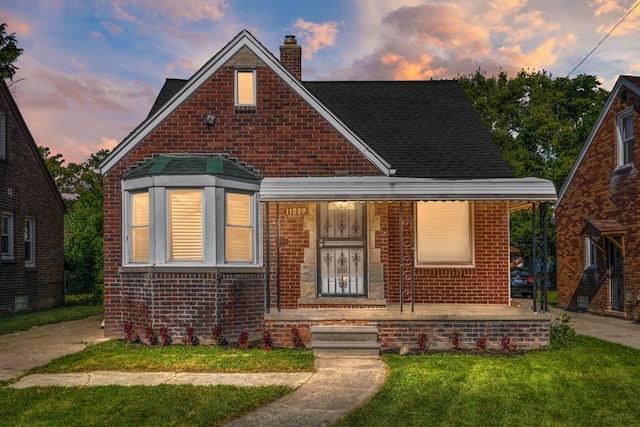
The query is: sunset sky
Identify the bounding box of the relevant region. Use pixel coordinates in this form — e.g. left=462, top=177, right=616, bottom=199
left=3, top=0, right=640, bottom=164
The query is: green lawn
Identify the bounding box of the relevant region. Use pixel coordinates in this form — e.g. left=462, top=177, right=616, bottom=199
left=0, top=384, right=290, bottom=427
left=29, top=339, right=315, bottom=374
left=335, top=336, right=640, bottom=426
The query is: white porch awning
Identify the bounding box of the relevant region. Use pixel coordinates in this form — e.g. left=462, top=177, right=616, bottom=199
left=259, top=176, right=557, bottom=203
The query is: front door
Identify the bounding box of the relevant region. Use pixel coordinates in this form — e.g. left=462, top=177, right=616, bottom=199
left=317, top=202, right=367, bottom=297
left=608, top=238, right=624, bottom=312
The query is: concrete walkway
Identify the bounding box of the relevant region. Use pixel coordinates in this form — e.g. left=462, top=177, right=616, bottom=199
left=550, top=307, right=640, bottom=349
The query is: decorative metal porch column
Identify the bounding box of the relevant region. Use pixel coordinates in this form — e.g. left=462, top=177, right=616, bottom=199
left=531, top=202, right=550, bottom=313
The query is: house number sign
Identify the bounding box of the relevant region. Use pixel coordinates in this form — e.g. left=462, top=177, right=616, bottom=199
left=284, top=207, right=307, bottom=217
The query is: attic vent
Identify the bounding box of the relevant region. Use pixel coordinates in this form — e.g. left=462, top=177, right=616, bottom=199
left=577, top=295, right=589, bottom=309
left=15, top=295, right=28, bottom=312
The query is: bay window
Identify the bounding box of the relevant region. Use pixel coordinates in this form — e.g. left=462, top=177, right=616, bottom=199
left=122, top=159, right=260, bottom=267
left=415, top=201, right=474, bottom=266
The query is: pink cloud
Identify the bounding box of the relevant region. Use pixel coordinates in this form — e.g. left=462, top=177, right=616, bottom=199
left=293, top=18, right=341, bottom=60
left=11, top=68, right=156, bottom=163
left=589, top=0, right=626, bottom=16
left=102, top=21, right=124, bottom=36
left=166, top=59, right=196, bottom=74
left=122, top=0, right=228, bottom=23
left=113, top=1, right=136, bottom=21
left=0, top=11, right=33, bottom=35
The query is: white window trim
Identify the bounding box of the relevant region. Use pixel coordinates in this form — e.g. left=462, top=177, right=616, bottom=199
left=414, top=201, right=475, bottom=268
left=1, top=211, right=14, bottom=260
left=122, top=175, right=261, bottom=268
left=0, top=112, right=5, bottom=159
left=24, top=217, right=35, bottom=268
left=585, top=237, right=597, bottom=269
left=234, top=68, right=256, bottom=106
left=616, top=106, right=634, bottom=168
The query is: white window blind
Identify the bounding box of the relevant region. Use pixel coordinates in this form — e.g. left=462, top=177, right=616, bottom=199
left=131, top=192, right=149, bottom=262
left=225, top=192, right=253, bottom=262
left=416, top=201, right=472, bottom=264
left=169, top=189, right=203, bottom=261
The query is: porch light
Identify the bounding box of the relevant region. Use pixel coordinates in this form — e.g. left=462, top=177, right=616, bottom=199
left=205, top=114, right=216, bottom=129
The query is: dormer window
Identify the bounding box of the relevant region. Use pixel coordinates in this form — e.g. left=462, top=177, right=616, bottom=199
left=617, top=107, right=634, bottom=167
left=235, top=69, right=256, bottom=106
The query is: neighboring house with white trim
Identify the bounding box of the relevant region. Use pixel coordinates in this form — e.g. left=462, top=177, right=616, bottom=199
left=556, top=75, right=640, bottom=320
left=100, top=31, right=557, bottom=349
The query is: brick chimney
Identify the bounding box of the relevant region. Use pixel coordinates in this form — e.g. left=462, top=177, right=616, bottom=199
left=280, top=35, right=301, bottom=80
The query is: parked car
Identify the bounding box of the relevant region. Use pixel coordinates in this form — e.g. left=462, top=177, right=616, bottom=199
left=510, top=267, right=534, bottom=298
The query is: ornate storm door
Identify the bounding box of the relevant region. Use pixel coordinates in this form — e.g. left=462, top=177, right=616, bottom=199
left=317, top=202, right=367, bottom=297
left=608, top=237, right=624, bottom=312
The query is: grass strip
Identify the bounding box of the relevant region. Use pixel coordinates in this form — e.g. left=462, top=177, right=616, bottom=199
left=29, top=339, right=314, bottom=374
left=0, top=384, right=289, bottom=427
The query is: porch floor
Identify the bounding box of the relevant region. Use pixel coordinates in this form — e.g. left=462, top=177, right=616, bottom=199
left=265, top=304, right=552, bottom=321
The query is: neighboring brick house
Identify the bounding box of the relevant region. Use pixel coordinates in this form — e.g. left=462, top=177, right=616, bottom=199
left=100, top=31, right=557, bottom=349
left=0, top=81, right=66, bottom=316
left=556, top=76, right=640, bottom=320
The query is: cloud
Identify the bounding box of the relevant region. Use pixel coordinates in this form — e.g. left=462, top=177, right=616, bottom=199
left=101, top=21, right=124, bottom=36
left=166, top=59, right=196, bottom=74
left=498, top=33, right=578, bottom=69
left=115, top=0, right=229, bottom=23
left=596, top=6, right=640, bottom=36
left=589, top=0, right=626, bottom=16
left=113, top=1, right=136, bottom=21
left=508, top=11, right=561, bottom=43
left=12, top=67, right=156, bottom=163
left=334, top=2, right=579, bottom=81
left=293, top=18, right=341, bottom=60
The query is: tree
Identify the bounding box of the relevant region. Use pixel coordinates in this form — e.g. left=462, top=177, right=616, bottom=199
left=40, top=148, right=108, bottom=302
left=0, top=23, right=23, bottom=81
left=458, top=69, right=609, bottom=191
left=458, top=70, right=609, bottom=264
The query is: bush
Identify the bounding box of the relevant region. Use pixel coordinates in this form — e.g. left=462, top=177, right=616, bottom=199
left=550, top=313, right=576, bottom=346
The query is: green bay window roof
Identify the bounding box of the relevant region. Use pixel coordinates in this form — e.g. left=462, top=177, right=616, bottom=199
left=124, top=155, right=260, bottom=181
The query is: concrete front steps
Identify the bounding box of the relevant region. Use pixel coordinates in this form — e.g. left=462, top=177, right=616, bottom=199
left=311, top=326, right=381, bottom=356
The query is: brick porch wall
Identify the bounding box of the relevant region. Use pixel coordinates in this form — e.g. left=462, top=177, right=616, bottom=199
left=265, top=319, right=550, bottom=349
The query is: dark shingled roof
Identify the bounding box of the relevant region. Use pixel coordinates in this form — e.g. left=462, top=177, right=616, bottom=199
left=125, top=155, right=260, bottom=180
left=147, top=78, right=189, bottom=118
left=303, top=81, right=513, bottom=179
left=147, top=78, right=513, bottom=179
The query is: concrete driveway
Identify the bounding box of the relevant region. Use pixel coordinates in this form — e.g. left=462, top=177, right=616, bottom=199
left=0, top=314, right=105, bottom=381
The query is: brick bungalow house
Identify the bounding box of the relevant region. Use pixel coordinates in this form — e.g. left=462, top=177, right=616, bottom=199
left=0, top=81, right=66, bottom=316
left=555, top=75, right=640, bottom=320
left=100, top=31, right=557, bottom=350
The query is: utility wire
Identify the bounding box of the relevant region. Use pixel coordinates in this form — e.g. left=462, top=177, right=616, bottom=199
left=567, top=0, right=640, bottom=77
